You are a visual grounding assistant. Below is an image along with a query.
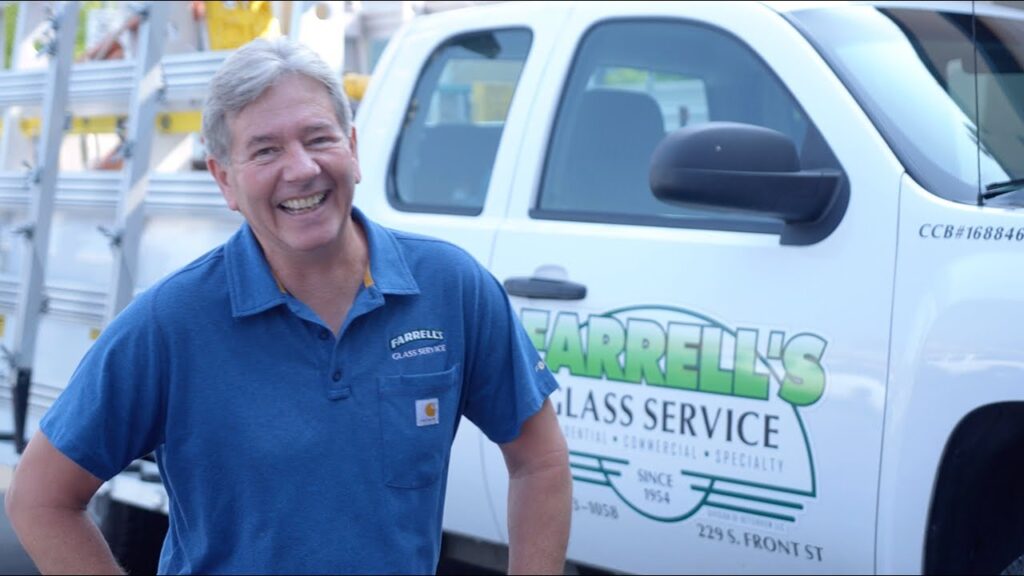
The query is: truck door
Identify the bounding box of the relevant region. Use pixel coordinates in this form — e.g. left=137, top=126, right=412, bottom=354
left=352, top=6, right=574, bottom=545
left=485, top=4, right=902, bottom=573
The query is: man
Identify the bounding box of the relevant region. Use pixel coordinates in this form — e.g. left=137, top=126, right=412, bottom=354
left=5, top=37, right=571, bottom=575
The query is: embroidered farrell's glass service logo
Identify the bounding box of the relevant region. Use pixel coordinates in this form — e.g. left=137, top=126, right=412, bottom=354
left=390, top=329, right=445, bottom=350
left=390, top=329, right=447, bottom=360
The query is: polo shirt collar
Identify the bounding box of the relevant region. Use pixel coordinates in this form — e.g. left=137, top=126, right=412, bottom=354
left=224, top=208, right=419, bottom=318
left=354, top=207, right=419, bottom=297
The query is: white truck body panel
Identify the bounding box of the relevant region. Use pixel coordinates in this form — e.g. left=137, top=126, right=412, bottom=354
left=876, top=174, right=1024, bottom=574
left=2, top=1, right=1024, bottom=574
left=360, top=2, right=900, bottom=572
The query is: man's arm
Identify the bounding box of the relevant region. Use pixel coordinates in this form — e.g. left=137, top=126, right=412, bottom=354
left=499, top=399, right=571, bottom=575
left=5, top=431, right=124, bottom=575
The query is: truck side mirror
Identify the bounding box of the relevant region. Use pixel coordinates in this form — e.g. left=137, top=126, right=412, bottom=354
left=649, top=122, right=846, bottom=245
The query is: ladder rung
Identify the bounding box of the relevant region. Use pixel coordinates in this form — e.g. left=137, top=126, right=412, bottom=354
left=160, top=51, right=232, bottom=103
left=0, top=69, right=46, bottom=107
left=0, top=50, right=265, bottom=117
left=146, top=172, right=227, bottom=210
left=0, top=51, right=231, bottom=109
left=0, top=275, right=107, bottom=323
left=0, top=61, right=135, bottom=107
left=0, top=277, right=19, bottom=310
left=0, top=171, right=233, bottom=211
left=56, top=172, right=121, bottom=208
left=45, top=282, right=108, bottom=325
left=0, top=171, right=30, bottom=204
left=69, top=61, right=136, bottom=104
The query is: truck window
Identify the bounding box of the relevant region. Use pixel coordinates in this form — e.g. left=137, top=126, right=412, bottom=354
left=535, top=20, right=839, bottom=230
left=389, top=29, right=531, bottom=215
left=790, top=5, right=1024, bottom=205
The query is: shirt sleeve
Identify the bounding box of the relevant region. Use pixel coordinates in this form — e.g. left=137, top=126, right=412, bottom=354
left=461, top=267, right=559, bottom=444
left=39, top=292, right=167, bottom=481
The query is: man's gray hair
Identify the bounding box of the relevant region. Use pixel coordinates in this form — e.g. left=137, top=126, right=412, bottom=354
left=201, top=37, right=353, bottom=163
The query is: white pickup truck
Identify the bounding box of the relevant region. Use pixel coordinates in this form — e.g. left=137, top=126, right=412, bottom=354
left=4, top=1, right=1024, bottom=574
left=350, top=1, right=1024, bottom=574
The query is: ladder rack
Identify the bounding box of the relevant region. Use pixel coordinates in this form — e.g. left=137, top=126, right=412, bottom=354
left=0, top=0, right=425, bottom=459
left=0, top=2, right=267, bottom=448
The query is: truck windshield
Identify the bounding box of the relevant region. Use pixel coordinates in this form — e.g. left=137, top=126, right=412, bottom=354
left=788, top=4, right=1024, bottom=205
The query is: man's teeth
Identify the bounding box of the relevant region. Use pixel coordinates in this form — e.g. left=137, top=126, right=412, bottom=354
left=280, top=192, right=326, bottom=211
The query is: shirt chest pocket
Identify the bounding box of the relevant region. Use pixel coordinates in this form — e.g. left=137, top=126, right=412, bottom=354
left=378, top=364, right=460, bottom=489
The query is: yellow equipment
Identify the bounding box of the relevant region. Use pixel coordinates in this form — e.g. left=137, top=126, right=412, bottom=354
left=204, top=1, right=280, bottom=51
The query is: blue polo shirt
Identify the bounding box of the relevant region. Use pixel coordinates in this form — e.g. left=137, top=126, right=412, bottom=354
left=40, top=208, right=558, bottom=575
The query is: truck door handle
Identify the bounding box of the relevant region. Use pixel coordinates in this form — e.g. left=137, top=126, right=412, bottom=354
left=503, top=277, right=587, bottom=300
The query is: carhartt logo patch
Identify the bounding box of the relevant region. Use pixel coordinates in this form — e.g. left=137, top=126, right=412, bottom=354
left=416, top=398, right=439, bottom=426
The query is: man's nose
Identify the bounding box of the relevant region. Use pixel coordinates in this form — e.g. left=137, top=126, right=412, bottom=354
left=282, top=144, right=321, bottom=181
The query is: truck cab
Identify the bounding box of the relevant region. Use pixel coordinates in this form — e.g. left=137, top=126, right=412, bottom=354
left=353, top=1, right=1024, bottom=573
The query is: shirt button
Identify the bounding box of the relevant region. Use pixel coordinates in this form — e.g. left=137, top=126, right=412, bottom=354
left=319, top=329, right=330, bottom=341
left=332, top=370, right=342, bottom=382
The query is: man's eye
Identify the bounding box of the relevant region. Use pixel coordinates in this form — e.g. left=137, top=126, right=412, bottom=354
left=253, top=147, right=278, bottom=159
left=309, top=137, right=334, bottom=146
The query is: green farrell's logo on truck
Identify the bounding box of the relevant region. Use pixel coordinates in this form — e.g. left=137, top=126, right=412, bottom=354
left=521, top=305, right=825, bottom=524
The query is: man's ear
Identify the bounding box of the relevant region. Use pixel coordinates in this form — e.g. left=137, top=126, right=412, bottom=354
left=207, top=155, right=238, bottom=211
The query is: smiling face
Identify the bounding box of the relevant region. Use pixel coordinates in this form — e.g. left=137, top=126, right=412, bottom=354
left=208, top=73, right=361, bottom=263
